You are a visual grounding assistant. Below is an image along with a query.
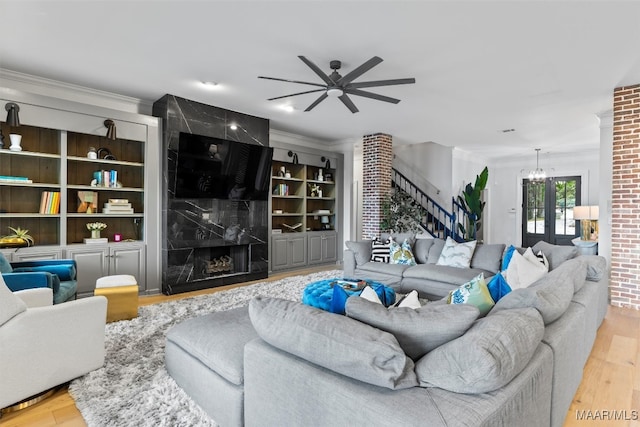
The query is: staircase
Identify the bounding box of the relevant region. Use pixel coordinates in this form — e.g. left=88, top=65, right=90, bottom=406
left=391, top=168, right=476, bottom=242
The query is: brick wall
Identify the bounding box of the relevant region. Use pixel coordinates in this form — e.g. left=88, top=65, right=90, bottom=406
left=362, top=133, right=393, bottom=239
left=611, top=84, right=640, bottom=309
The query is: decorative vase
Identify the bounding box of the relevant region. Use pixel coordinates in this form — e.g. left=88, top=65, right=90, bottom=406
left=91, top=230, right=101, bottom=239
left=9, top=134, right=22, bottom=152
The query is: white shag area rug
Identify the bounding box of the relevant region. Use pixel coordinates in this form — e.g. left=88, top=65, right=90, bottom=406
left=69, top=269, right=343, bottom=427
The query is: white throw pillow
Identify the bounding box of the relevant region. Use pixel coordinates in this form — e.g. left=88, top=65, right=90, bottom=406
left=506, top=248, right=548, bottom=289
left=436, top=237, right=477, bottom=268
left=392, top=290, right=421, bottom=309
left=360, top=285, right=383, bottom=304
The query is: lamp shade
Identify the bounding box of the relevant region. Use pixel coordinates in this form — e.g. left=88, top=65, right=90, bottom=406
left=574, top=206, right=599, bottom=220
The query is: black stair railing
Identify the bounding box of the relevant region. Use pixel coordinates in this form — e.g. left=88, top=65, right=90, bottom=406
left=391, top=168, right=475, bottom=242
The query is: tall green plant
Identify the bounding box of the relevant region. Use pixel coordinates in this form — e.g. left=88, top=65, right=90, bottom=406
left=380, top=189, right=424, bottom=233
left=457, top=166, right=488, bottom=241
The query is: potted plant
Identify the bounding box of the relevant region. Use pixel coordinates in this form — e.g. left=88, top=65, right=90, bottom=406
left=86, top=222, right=107, bottom=239
left=0, top=226, right=34, bottom=248
left=457, top=166, right=489, bottom=241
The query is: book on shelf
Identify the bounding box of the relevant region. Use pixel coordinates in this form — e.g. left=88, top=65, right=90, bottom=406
left=0, top=175, right=33, bottom=183
left=103, top=199, right=133, bottom=214
left=77, top=191, right=98, bottom=214
left=84, top=237, right=108, bottom=244
left=39, top=191, right=60, bottom=214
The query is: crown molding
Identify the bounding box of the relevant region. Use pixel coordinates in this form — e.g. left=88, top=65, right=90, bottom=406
left=0, top=68, right=153, bottom=115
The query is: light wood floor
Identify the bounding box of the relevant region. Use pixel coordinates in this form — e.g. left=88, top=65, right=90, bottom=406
left=2, top=269, right=639, bottom=426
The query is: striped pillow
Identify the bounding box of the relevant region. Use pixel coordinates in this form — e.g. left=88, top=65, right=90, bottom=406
left=371, top=238, right=391, bottom=263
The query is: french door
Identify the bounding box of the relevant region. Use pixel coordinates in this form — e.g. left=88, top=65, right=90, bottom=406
left=522, top=176, right=581, bottom=247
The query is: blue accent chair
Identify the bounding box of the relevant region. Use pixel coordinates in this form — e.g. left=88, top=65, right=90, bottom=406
left=0, top=254, right=78, bottom=304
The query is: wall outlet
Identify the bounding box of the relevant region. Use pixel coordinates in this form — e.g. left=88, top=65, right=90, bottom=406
left=202, top=213, right=210, bottom=220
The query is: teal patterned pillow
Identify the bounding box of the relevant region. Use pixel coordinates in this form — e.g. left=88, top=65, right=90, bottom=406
left=447, top=273, right=495, bottom=316
left=390, top=238, right=416, bottom=266
left=436, top=237, right=477, bottom=268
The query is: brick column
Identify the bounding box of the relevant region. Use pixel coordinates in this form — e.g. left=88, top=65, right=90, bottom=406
left=611, top=84, right=640, bottom=309
left=362, top=133, right=393, bottom=239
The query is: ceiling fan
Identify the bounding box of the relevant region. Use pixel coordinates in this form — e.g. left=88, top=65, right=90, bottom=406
left=258, top=56, right=416, bottom=113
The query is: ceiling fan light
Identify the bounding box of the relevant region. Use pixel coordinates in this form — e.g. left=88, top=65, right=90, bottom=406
left=326, top=87, right=344, bottom=98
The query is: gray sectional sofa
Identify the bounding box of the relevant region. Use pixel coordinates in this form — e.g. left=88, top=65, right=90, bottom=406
left=165, top=240, right=609, bottom=427
left=344, top=236, right=506, bottom=300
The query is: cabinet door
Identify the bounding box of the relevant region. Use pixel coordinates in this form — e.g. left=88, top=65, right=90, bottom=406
left=110, top=244, right=145, bottom=288
left=307, top=233, right=323, bottom=264
left=323, top=232, right=338, bottom=263
left=271, top=236, right=290, bottom=271
left=289, top=234, right=307, bottom=268
left=66, top=246, right=109, bottom=296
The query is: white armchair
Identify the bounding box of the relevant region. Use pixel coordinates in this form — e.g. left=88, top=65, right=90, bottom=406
left=0, top=276, right=107, bottom=410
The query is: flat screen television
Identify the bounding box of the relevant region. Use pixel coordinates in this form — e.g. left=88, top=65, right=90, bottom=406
left=174, top=132, right=273, bottom=200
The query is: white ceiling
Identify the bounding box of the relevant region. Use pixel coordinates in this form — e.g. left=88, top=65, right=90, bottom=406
left=1, top=1, right=640, bottom=159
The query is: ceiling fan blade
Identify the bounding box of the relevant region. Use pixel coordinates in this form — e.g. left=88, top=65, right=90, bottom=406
left=298, top=56, right=334, bottom=85
left=258, top=76, right=327, bottom=88
left=346, top=88, right=401, bottom=104
left=304, top=93, right=329, bottom=111
left=337, top=56, right=383, bottom=86
left=338, top=93, right=359, bottom=113
left=267, top=89, right=326, bottom=101
left=348, top=78, right=416, bottom=89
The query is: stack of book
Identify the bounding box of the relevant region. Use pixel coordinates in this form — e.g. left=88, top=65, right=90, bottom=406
left=103, top=199, right=134, bottom=214
left=39, top=191, right=60, bottom=214
left=0, top=175, right=33, bottom=184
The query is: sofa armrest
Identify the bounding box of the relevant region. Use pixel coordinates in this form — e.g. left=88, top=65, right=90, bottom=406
left=2, top=271, right=56, bottom=293
left=14, top=288, right=53, bottom=308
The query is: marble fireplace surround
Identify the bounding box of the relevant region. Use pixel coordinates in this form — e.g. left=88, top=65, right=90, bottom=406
left=153, top=95, right=271, bottom=295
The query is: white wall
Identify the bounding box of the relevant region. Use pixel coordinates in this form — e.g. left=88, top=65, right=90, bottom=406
left=598, top=111, right=613, bottom=263
left=393, top=142, right=453, bottom=206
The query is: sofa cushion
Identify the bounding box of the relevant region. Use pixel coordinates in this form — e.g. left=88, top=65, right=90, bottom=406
left=0, top=275, right=27, bottom=326
left=346, top=297, right=479, bottom=360
left=470, top=243, right=505, bottom=274
left=436, top=237, right=477, bottom=268
left=345, top=240, right=372, bottom=266
left=415, top=307, right=544, bottom=393
left=370, top=238, right=391, bottom=263
left=248, top=296, right=418, bottom=390
left=447, top=273, right=495, bottom=316
left=402, top=263, right=490, bottom=285
left=491, top=258, right=583, bottom=324
left=390, top=238, right=416, bottom=266
left=413, top=238, right=435, bottom=264
left=358, top=261, right=411, bottom=277
left=165, top=306, right=257, bottom=386
left=505, top=248, right=548, bottom=290
left=427, top=238, right=446, bottom=264
left=532, top=240, right=578, bottom=271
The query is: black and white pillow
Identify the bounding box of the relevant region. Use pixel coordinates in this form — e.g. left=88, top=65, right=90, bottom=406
left=371, top=238, right=391, bottom=263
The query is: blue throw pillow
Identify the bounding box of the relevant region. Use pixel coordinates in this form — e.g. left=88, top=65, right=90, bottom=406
left=501, top=245, right=517, bottom=271
left=487, top=274, right=512, bottom=303
left=331, top=285, right=350, bottom=314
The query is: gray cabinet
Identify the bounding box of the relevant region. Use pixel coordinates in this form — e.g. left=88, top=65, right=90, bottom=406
left=307, top=231, right=338, bottom=265
left=1, top=247, right=64, bottom=262
left=271, top=234, right=307, bottom=271
left=67, top=243, right=145, bottom=297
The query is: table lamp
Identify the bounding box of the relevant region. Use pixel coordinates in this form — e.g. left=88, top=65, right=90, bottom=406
left=573, top=205, right=599, bottom=241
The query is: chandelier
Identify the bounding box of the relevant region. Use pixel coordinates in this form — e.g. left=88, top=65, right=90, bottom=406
left=528, top=148, right=546, bottom=182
